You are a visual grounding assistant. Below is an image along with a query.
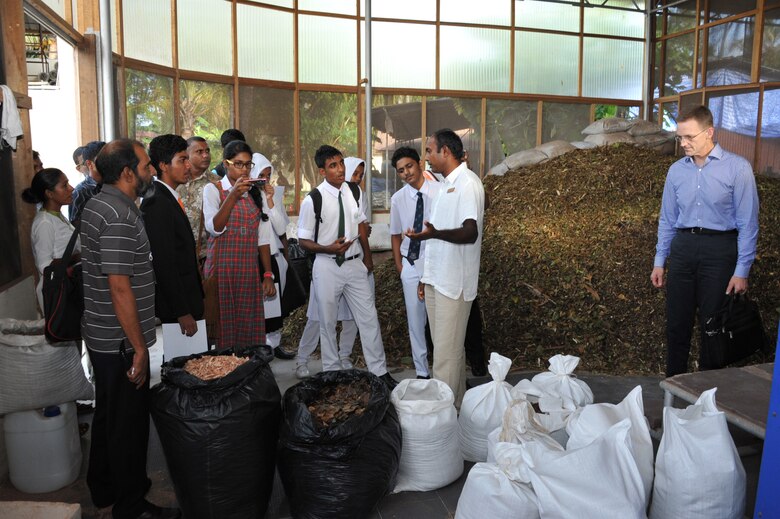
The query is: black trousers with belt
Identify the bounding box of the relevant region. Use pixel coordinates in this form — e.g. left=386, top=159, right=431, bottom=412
left=665, top=231, right=737, bottom=376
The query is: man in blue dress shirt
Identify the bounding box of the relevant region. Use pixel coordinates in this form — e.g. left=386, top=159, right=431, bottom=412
left=651, top=105, right=759, bottom=376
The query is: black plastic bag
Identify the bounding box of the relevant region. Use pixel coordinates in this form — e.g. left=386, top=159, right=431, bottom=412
left=150, top=346, right=282, bottom=519
left=278, top=370, right=402, bottom=519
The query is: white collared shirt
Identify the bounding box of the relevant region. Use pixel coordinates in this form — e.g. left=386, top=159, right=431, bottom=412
left=389, top=179, right=441, bottom=259
left=203, top=175, right=272, bottom=246
left=298, top=180, right=366, bottom=258
left=420, top=162, right=485, bottom=301
left=155, top=178, right=182, bottom=203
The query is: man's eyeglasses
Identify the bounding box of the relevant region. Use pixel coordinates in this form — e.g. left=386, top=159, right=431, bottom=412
left=225, top=159, right=254, bottom=170
left=675, top=127, right=710, bottom=143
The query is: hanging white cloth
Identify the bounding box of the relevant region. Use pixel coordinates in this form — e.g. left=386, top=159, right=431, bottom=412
left=0, top=85, right=24, bottom=150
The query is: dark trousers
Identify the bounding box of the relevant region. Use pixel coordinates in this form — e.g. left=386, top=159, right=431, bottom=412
left=87, top=346, right=151, bottom=519
left=665, top=232, right=737, bottom=376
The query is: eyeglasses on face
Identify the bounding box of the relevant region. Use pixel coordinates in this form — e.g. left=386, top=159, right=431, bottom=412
left=225, top=159, right=254, bottom=170
left=675, top=127, right=710, bottom=143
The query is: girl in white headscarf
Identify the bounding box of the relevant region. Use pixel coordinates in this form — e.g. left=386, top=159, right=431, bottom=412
left=344, top=156, right=367, bottom=209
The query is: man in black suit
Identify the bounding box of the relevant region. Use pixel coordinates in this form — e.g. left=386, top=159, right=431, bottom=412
left=142, top=135, right=204, bottom=336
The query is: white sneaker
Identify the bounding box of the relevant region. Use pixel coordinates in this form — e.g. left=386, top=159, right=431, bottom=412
left=295, top=364, right=310, bottom=379
left=340, top=358, right=354, bottom=370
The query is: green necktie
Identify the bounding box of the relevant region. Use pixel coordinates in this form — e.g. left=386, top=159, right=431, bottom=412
left=337, top=191, right=345, bottom=266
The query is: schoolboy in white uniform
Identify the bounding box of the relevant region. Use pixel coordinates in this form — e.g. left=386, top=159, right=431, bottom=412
left=390, top=147, right=441, bottom=379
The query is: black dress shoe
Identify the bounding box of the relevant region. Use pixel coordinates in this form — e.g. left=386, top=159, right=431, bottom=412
left=273, top=347, right=296, bottom=360
left=133, top=502, right=181, bottom=519
left=379, top=373, right=398, bottom=390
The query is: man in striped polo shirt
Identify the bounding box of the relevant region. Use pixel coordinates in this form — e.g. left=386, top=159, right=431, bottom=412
left=81, top=139, right=180, bottom=519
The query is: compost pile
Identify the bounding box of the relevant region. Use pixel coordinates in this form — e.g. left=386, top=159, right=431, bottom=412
left=307, top=378, right=371, bottom=429
left=284, top=144, right=779, bottom=375
left=183, top=354, right=249, bottom=380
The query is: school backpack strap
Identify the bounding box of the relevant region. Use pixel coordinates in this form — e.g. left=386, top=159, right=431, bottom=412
left=345, top=181, right=361, bottom=207
left=307, top=188, right=323, bottom=243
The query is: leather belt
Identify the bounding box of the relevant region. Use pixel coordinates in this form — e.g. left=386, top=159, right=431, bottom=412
left=330, top=254, right=360, bottom=262
left=677, top=227, right=737, bottom=235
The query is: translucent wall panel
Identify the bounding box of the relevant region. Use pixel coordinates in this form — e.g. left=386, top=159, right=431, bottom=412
left=440, top=27, right=510, bottom=92
left=667, top=0, right=696, bottom=34
left=239, top=86, right=296, bottom=210
left=179, top=80, right=233, bottom=169
left=542, top=102, right=590, bottom=143
left=238, top=5, right=294, bottom=81
left=706, top=0, right=756, bottom=23
left=298, top=0, right=355, bottom=15
left=515, top=31, right=577, bottom=96
left=368, top=22, right=435, bottom=89
left=706, top=88, right=758, bottom=164
left=485, top=99, right=537, bottom=170
left=41, top=0, right=66, bottom=19
left=299, top=15, right=357, bottom=85
left=426, top=97, right=482, bottom=174
left=761, top=9, right=780, bottom=82
left=584, top=1, right=645, bottom=39
left=111, top=0, right=119, bottom=54
left=125, top=69, right=174, bottom=146
left=582, top=38, right=643, bottom=100
left=515, top=0, right=579, bottom=32
left=177, top=0, right=232, bottom=75
left=362, top=0, right=436, bottom=21
left=245, top=0, right=292, bottom=7
left=706, top=17, right=755, bottom=87
left=440, top=0, right=510, bottom=26
left=759, top=88, right=780, bottom=176
left=298, top=92, right=358, bottom=198
left=371, top=95, right=423, bottom=210
left=663, top=33, right=695, bottom=96
left=122, top=0, right=172, bottom=66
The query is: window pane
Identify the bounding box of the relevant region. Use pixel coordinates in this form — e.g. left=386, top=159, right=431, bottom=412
left=125, top=69, right=174, bottom=146
left=696, top=28, right=705, bottom=88
left=110, top=0, right=119, bottom=53
left=667, top=0, right=696, bottom=33
left=652, top=42, right=661, bottom=99
left=440, top=26, right=510, bottom=92
left=706, top=17, right=755, bottom=87
left=369, top=22, right=435, bottom=89
left=706, top=89, right=758, bottom=165
left=362, top=0, right=436, bottom=21
left=485, top=99, right=537, bottom=170
left=298, top=15, right=357, bottom=85
left=239, top=85, right=296, bottom=211
left=582, top=37, right=644, bottom=100
left=177, top=0, right=232, bottom=75
left=542, top=102, right=590, bottom=143
left=761, top=8, right=780, bottom=82
left=298, top=0, right=355, bottom=15
left=663, top=33, right=695, bottom=96
left=758, top=88, right=780, bottom=175
left=595, top=105, right=640, bottom=120
left=661, top=101, right=678, bottom=130
left=440, top=0, right=510, bottom=26
left=371, top=95, right=423, bottom=210
left=515, top=31, right=578, bottom=96
left=122, top=0, right=172, bottom=66
left=515, top=0, right=579, bottom=32
left=179, top=80, right=233, bottom=170
left=299, top=92, right=358, bottom=199
left=41, top=0, right=66, bottom=18
left=584, top=1, right=645, bottom=38
left=426, top=97, right=483, bottom=174
left=707, top=0, right=756, bottom=23
left=238, top=5, right=294, bottom=81
left=679, top=91, right=704, bottom=117
left=245, top=0, right=292, bottom=7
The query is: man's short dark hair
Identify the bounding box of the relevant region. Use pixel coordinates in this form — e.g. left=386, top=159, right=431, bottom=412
left=391, top=147, right=421, bottom=168
left=220, top=129, right=245, bottom=148
left=72, top=146, right=85, bottom=165
left=677, top=105, right=714, bottom=129
left=186, top=135, right=207, bottom=147
left=432, top=128, right=465, bottom=162
left=82, top=140, right=107, bottom=162
left=95, top=139, right=142, bottom=185
left=314, top=145, right=342, bottom=169
left=149, top=134, right=188, bottom=177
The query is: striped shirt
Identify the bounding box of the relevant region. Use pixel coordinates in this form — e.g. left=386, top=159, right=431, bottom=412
left=80, top=185, right=157, bottom=353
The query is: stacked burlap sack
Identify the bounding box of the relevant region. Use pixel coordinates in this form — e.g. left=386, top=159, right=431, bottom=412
left=488, top=117, right=676, bottom=176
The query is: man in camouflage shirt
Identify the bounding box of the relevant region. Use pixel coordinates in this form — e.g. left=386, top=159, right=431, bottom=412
left=177, top=136, right=220, bottom=261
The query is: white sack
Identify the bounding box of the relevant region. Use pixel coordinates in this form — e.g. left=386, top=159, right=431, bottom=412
left=565, top=385, right=654, bottom=505
left=531, top=354, right=593, bottom=411
left=486, top=400, right=565, bottom=464
left=584, top=132, right=636, bottom=146
left=455, top=461, right=540, bottom=519
left=504, top=149, right=548, bottom=170
left=0, top=319, right=94, bottom=415
left=535, top=140, right=576, bottom=159
left=650, top=388, right=746, bottom=519
left=627, top=120, right=664, bottom=136
left=459, top=352, right=513, bottom=462
left=391, top=378, right=463, bottom=492
left=581, top=117, right=636, bottom=135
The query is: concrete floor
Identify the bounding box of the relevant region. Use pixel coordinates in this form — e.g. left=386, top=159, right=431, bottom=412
left=0, top=332, right=766, bottom=519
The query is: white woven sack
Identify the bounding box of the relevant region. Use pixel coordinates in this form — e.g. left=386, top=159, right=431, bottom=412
left=455, top=461, right=540, bottom=519
left=581, top=117, right=636, bottom=135
left=391, top=378, right=463, bottom=492
left=650, top=388, right=746, bottom=519
left=565, top=385, right=654, bottom=506
left=0, top=319, right=94, bottom=415
left=531, top=354, right=594, bottom=410
left=486, top=400, right=565, bottom=464
left=518, top=420, right=646, bottom=519
left=459, top=352, right=513, bottom=462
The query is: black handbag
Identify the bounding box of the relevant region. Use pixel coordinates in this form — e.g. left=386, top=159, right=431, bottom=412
left=281, top=260, right=308, bottom=316
left=42, top=226, right=83, bottom=343
left=701, top=293, right=768, bottom=369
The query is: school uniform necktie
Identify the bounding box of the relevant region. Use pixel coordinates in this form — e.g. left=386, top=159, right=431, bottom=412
left=336, top=191, right=345, bottom=266
left=407, top=192, right=423, bottom=264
